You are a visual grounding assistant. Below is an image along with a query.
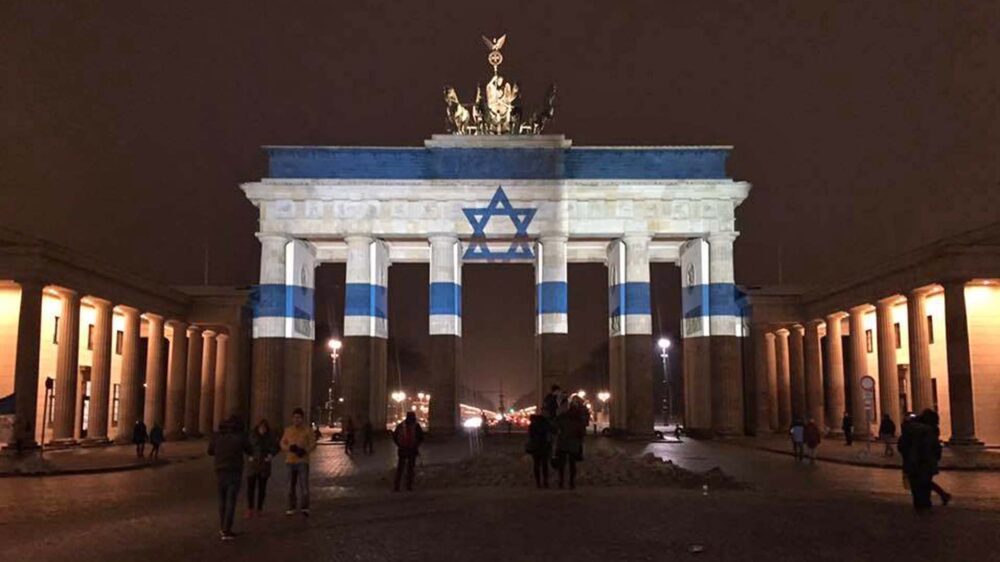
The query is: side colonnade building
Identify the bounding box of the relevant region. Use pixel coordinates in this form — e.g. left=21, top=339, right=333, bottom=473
left=242, top=134, right=752, bottom=436
left=0, top=228, right=251, bottom=449
left=746, top=222, right=1000, bottom=446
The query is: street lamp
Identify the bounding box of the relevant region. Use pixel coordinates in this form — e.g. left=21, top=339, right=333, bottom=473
left=576, top=389, right=586, bottom=399
left=391, top=391, right=406, bottom=423
left=326, top=338, right=342, bottom=427
left=658, top=337, right=671, bottom=426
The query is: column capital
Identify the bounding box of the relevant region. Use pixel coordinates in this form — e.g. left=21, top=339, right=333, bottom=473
left=15, top=277, right=46, bottom=291
left=775, top=327, right=790, bottom=336
left=764, top=331, right=776, bottom=341
left=825, top=311, right=848, bottom=322
left=538, top=233, right=568, bottom=244
left=255, top=232, right=291, bottom=244
left=142, top=312, right=165, bottom=323
left=877, top=295, right=905, bottom=307
left=707, top=230, right=740, bottom=243
left=428, top=233, right=459, bottom=245
left=344, top=234, right=374, bottom=246
left=165, top=319, right=188, bottom=330
left=621, top=232, right=652, bottom=244
left=186, top=325, right=203, bottom=337
left=939, top=278, right=971, bottom=290
left=848, top=303, right=872, bottom=315
left=214, top=332, right=229, bottom=342
left=906, top=286, right=935, bottom=299
left=805, top=319, right=825, bottom=329
left=84, top=296, right=113, bottom=309
left=54, top=286, right=79, bottom=298
left=790, top=324, right=805, bottom=335
left=202, top=329, right=218, bottom=339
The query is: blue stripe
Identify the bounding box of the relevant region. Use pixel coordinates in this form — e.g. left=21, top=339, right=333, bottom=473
left=250, top=284, right=315, bottom=320
left=608, top=282, right=651, bottom=316
left=429, top=282, right=462, bottom=316
left=536, top=281, right=568, bottom=314
left=266, top=147, right=731, bottom=180
left=344, top=283, right=388, bottom=319
left=681, top=283, right=745, bottom=318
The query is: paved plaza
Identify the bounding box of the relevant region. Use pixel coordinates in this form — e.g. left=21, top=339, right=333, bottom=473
left=1, top=435, right=998, bottom=561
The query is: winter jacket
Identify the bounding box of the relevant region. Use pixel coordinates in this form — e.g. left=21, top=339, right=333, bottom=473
left=393, top=420, right=425, bottom=457
left=555, top=408, right=585, bottom=456
left=526, top=416, right=552, bottom=455
left=804, top=422, right=822, bottom=448
left=208, top=419, right=252, bottom=474
left=879, top=418, right=896, bottom=438
left=280, top=424, right=317, bottom=465
left=247, top=430, right=279, bottom=477
left=133, top=422, right=148, bottom=444
left=148, top=426, right=164, bottom=445
left=898, top=420, right=937, bottom=480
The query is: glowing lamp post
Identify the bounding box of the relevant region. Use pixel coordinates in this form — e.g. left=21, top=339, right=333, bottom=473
left=598, top=391, right=611, bottom=428
left=391, top=391, right=407, bottom=423
left=658, top=337, right=672, bottom=426
left=326, top=338, right=342, bottom=426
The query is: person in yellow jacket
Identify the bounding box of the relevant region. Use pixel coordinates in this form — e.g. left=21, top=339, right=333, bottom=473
left=280, top=408, right=317, bottom=516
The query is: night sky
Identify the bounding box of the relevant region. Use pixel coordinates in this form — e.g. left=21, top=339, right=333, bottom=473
left=2, top=3, right=996, bottom=402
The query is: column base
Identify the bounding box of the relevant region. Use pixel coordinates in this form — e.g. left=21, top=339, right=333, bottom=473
left=79, top=437, right=112, bottom=447
left=47, top=438, right=78, bottom=449
left=947, top=437, right=984, bottom=448
left=2, top=440, right=40, bottom=453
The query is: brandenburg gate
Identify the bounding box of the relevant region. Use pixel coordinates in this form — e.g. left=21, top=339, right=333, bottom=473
left=242, top=36, right=751, bottom=436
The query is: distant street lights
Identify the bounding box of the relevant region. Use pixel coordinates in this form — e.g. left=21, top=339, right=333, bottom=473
left=598, top=391, right=611, bottom=427
left=391, top=390, right=407, bottom=423
left=658, top=337, right=672, bottom=426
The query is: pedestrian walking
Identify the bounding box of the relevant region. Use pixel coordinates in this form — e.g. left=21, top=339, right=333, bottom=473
left=879, top=414, right=897, bottom=457
left=392, top=411, right=424, bottom=492
left=804, top=418, right=822, bottom=464
left=554, top=398, right=586, bottom=489
left=789, top=418, right=805, bottom=462
left=361, top=418, right=374, bottom=455
left=525, top=414, right=552, bottom=488
left=841, top=412, right=854, bottom=446
left=280, top=408, right=317, bottom=516
left=898, top=409, right=940, bottom=510
left=343, top=415, right=356, bottom=456
left=246, top=419, right=279, bottom=518
left=921, top=409, right=952, bottom=506
left=148, top=423, right=164, bottom=460
left=208, top=415, right=252, bottom=540
left=133, top=419, right=148, bottom=458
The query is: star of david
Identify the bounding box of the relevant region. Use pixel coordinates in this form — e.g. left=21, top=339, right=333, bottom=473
left=462, top=187, right=536, bottom=261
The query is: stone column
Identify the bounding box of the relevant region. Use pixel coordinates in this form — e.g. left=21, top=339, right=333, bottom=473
left=115, top=307, right=141, bottom=443
left=680, top=239, right=712, bottom=436
left=847, top=306, right=870, bottom=438
left=183, top=326, right=203, bottom=437
left=608, top=235, right=654, bottom=435
left=803, top=320, right=825, bottom=428
left=428, top=234, right=462, bottom=434
left=906, top=289, right=934, bottom=412
left=213, top=333, right=228, bottom=430
left=4, top=279, right=44, bottom=450
left=824, top=312, right=847, bottom=435
left=942, top=281, right=983, bottom=446
left=84, top=298, right=114, bottom=443
left=199, top=330, right=217, bottom=434
left=707, top=232, right=744, bottom=436
left=142, top=313, right=166, bottom=430
left=774, top=328, right=791, bottom=429
left=164, top=320, right=188, bottom=439
left=52, top=289, right=80, bottom=444
left=765, top=332, right=779, bottom=431
left=536, top=234, right=568, bottom=406
left=875, top=298, right=902, bottom=428
left=341, top=235, right=389, bottom=431
left=751, top=326, right=772, bottom=434
left=251, top=234, right=316, bottom=428
left=788, top=324, right=806, bottom=421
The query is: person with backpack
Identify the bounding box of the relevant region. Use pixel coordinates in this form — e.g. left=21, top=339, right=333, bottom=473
left=133, top=419, right=148, bottom=458
left=148, top=423, right=164, bottom=460
left=526, top=414, right=552, bottom=488
left=280, top=408, right=317, bottom=516
left=208, top=415, right=252, bottom=540
left=246, top=419, right=279, bottom=518
left=392, top=411, right=425, bottom=492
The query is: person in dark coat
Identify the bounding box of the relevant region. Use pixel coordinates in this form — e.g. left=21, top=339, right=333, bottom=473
left=897, top=409, right=939, bottom=510
left=133, top=420, right=148, bottom=458
left=921, top=409, right=952, bottom=505
left=361, top=418, right=375, bottom=455
left=554, top=400, right=586, bottom=489
left=148, top=424, right=164, bottom=460
left=392, top=412, right=424, bottom=492
left=542, top=385, right=562, bottom=419
left=804, top=418, right=822, bottom=464
left=526, top=414, right=552, bottom=488
left=208, top=415, right=252, bottom=540
left=879, top=414, right=897, bottom=457
left=841, top=412, right=854, bottom=446
left=342, top=416, right=356, bottom=456
left=246, top=419, right=279, bottom=518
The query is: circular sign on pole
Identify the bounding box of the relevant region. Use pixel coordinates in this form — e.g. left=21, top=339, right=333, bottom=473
left=860, top=375, right=877, bottom=423
left=860, top=376, right=875, bottom=391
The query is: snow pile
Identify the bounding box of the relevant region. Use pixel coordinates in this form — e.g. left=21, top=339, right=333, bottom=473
left=343, top=449, right=743, bottom=490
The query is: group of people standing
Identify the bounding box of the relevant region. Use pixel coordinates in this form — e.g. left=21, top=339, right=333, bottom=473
left=208, top=407, right=317, bottom=541
left=526, top=385, right=590, bottom=489
left=339, top=416, right=376, bottom=456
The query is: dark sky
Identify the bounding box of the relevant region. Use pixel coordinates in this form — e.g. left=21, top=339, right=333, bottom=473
left=2, top=2, right=997, bottom=401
